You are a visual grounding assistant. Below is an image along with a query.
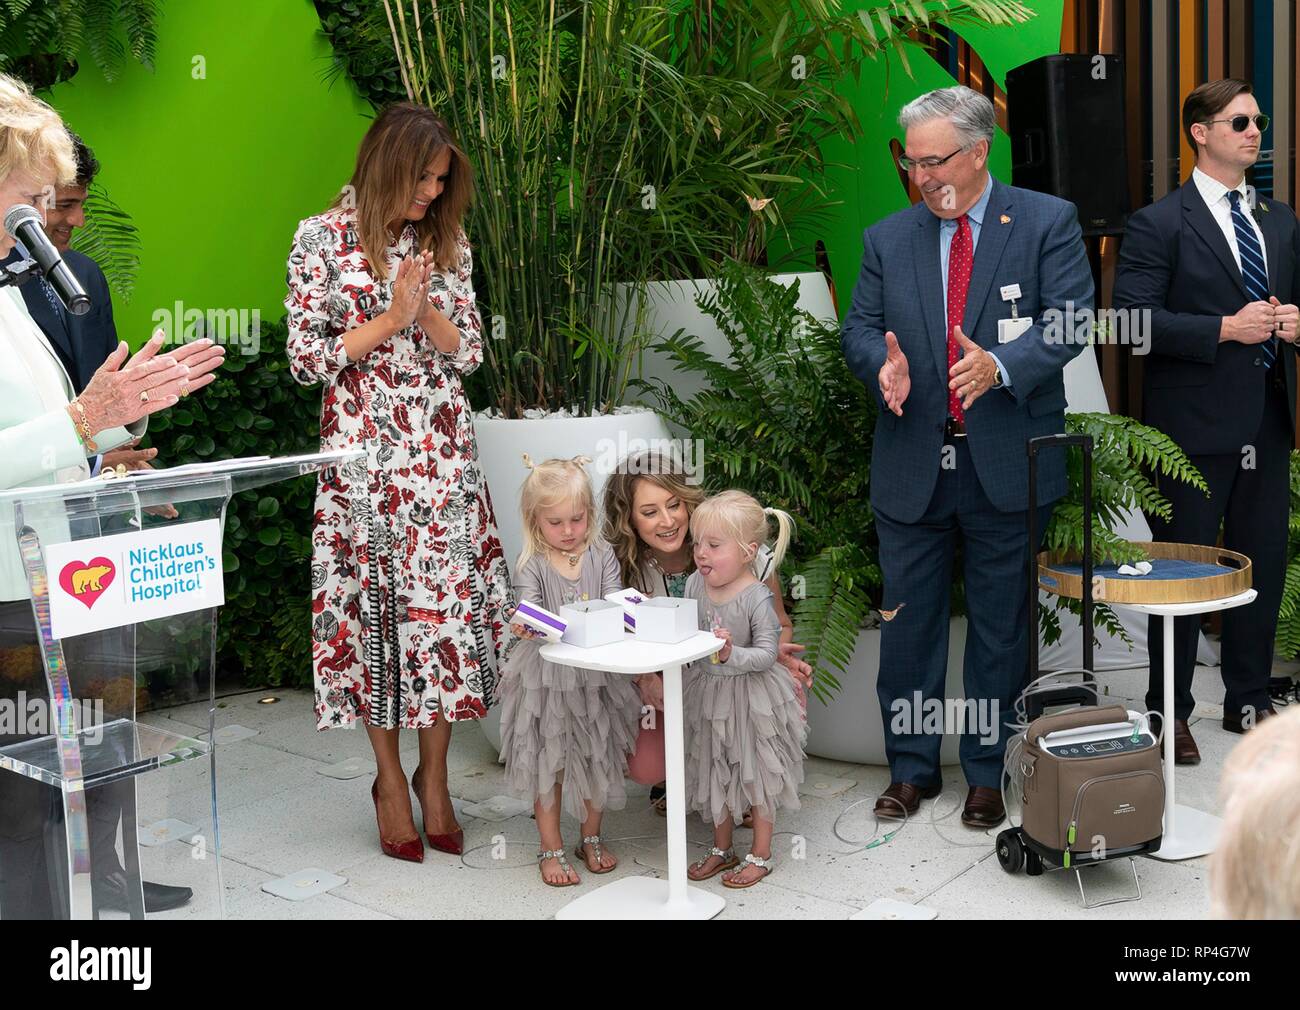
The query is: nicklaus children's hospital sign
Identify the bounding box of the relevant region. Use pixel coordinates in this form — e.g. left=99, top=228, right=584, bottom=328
left=43, top=519, right=225, bottom=639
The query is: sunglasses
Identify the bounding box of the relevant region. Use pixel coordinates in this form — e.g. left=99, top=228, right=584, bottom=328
left=1203, top=113, right=1270, bottom=133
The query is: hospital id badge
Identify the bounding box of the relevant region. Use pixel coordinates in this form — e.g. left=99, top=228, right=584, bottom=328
left=998, top=316, right=1033, bottom=344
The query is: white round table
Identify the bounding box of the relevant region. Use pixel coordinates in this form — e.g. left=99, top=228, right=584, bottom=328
left=1111, top=588, right=1256, bottom=861
left=539, top=630, right=724, bottom=919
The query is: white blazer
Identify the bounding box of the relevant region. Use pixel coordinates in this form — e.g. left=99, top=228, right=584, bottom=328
left=0, top=286, right=143, bottom=600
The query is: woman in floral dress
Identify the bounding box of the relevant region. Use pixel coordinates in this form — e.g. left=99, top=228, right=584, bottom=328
left=285, top=103, right=513, bottom=862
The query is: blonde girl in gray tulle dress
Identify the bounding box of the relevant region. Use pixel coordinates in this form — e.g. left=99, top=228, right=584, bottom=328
left=497, top=455, right=642, bottom=887
left=683, top=490, right=806, bottom=888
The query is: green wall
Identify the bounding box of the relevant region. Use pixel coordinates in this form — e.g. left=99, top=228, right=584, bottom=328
left=780, top=1, right=1066, bottom=306
left=48, top=0, right=371, bottom=349
left=45, top=1, right=1063, bottom=348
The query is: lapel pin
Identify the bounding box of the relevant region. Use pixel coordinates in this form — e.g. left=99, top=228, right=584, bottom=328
left=1000, top=214, right=1011, bottom=224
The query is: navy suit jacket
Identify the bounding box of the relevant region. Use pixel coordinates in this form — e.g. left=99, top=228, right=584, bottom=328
left=1112, top=181, right=1300, bottom=456
left=841, top=178, right=1093, bottom=522
left=1, top=247, right=118, bottom=395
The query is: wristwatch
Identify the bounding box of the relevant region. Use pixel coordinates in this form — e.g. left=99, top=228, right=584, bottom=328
left=990, top=364, right=1004, bottom=389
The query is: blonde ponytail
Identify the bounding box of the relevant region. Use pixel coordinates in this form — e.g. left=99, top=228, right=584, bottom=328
left=763, top=506, right=795, bottom=571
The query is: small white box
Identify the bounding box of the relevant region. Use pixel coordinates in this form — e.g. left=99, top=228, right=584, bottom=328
left=633, top=596, right=698, bottom=644
left=560, top=599, right=625, bottom=648
left=605, top=587, right=649, bottom=631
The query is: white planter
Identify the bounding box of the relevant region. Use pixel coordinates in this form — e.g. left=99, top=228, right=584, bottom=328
left=805, top=618, right=969, bottom=767
left=474, top=408, right=674, bottom=755
left=627, top=272, right=838, bottom=411
left=473, top=408, right=675, bottom=573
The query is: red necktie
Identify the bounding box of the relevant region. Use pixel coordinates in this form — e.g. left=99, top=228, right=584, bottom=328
left=946, top=214, right=972, bottom=423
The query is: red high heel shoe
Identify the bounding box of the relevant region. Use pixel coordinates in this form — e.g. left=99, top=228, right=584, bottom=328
left=412, top=766, right=464, bottom=855
left=371, top=779, right=424, bottom=863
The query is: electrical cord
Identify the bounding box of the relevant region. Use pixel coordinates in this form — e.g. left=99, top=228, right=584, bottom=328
left=831, top=796, right=908, bottom=853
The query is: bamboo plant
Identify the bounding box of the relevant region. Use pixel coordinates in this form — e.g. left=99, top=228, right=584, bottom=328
left=377, top=0, right=1033, bottom=417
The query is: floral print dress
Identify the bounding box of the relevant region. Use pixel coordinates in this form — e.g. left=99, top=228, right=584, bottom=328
left=285, top=206, right=514, bottom=730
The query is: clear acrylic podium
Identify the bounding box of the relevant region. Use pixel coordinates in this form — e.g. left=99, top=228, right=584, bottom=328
left=0, top=450, right=362, bottom=920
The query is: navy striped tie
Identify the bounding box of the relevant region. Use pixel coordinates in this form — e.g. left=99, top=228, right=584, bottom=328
left=1228, top=190, right=1276, bottom=367
left=40, top=277, right=66, bottom=322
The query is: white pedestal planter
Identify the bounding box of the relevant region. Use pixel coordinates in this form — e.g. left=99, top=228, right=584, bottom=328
left=628, top=272, right=837, bottom=410
left=473, top=408, right=675, bottom=755
left=805, top=618, right=969, bottom=767
left=473, top=408, right=675, bottom=573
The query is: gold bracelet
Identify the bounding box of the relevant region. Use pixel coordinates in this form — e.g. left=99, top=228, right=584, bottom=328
left=68, top=399, right=98, bottom=453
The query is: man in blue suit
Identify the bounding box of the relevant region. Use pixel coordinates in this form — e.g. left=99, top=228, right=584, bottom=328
left=841, top=86, right=1093, bottom=826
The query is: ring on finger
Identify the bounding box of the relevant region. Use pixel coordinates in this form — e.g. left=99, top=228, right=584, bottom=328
left=180, top=382, right=190, bottom=398
left=140, top=390, right=149, bottom=404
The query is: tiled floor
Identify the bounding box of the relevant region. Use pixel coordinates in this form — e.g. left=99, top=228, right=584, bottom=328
left=129, top=662, right=1289, bottom=920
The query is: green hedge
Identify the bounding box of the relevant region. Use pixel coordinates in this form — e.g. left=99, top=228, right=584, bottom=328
left=142, top=316, right=321, bottom=688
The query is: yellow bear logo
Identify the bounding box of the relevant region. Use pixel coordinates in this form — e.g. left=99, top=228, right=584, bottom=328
left=71, top=565, right=113, bottom=594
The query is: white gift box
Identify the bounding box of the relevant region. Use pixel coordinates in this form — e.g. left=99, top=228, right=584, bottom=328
left=633, top=596, right=698, bottom=644
left=512, top=600, right=566, bottom=642
left=604, top=587, right=649, bottom=632
left=559, top=599, right=625, bottom=649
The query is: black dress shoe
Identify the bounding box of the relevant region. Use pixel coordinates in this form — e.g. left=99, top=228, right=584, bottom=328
left=1222, top=705, right=1277, bottom=735
left=96, top=870, right=193, bottom=914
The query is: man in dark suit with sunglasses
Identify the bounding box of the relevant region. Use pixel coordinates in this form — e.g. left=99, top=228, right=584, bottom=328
left=1114, top=79, right=1300, bottom=762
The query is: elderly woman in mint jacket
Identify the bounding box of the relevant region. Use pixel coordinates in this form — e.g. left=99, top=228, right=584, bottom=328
left=0, top=72, right=224, bottom=917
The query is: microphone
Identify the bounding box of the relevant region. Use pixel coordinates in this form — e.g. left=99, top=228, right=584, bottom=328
left=3, top=203, right=91, bottom=315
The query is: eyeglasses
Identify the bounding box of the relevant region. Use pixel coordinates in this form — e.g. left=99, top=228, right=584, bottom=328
left=1202, top=113, right=1270, bottom=133
left=897, top=146, right=968, bottom=172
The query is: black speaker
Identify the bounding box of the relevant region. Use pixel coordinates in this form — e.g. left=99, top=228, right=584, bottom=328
left=1006, top=53, right=1130, bottom=236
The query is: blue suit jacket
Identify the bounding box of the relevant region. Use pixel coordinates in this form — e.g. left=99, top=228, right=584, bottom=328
left=0, top=247, right=118, bottom=395
left=840, top=178, right=1094, bottom=522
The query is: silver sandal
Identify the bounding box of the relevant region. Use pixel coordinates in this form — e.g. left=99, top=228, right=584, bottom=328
left=537, top=848, right=578, bottom=887
left=688, top=846, right=738, bottom=880
left=722, top=852, right=773, bottom=889
left=574, top=834, right=616, bottom=874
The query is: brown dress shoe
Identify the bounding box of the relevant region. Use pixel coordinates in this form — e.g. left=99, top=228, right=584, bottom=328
left=1222, top=706, right=1277, bottom=735
left=1173, top=719, right=1200, bottom=764
left=873, top=780, right=942, bottom=820
left=960, top=786, right=1005, bottom=828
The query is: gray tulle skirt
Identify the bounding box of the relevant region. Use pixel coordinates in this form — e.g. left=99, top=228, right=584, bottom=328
left=682, top=664, right=807, bottom=826
left=497, top=639, right=642, bottom=821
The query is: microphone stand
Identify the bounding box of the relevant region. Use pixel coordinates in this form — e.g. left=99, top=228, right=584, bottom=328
left=0, top=256, right=41, bottom=288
